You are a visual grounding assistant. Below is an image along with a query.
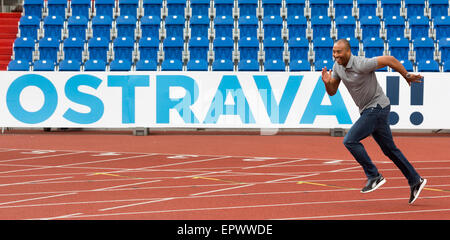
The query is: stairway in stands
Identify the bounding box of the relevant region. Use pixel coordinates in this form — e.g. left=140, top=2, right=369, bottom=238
left=0, top=12, right=21, bottom=70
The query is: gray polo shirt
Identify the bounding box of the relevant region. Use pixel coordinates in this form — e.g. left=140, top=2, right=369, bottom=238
left=332, top=55, right=390, bottom=113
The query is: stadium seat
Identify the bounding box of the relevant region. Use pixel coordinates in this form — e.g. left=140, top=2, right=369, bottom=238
left=429, top=0, right=450, bottom=19
left=166, top=0, right=187, bottom=17
left=388, top=37, right=410, bottom=60
left=400, top=59, right=414, bottom=72
left=188, top=36, right=210, bottom=62
left=264, top=59, right=285, bottom=71
left=110, top=59, right=132, bottom=71
left=113, top=36, right=135, bottom=63
left=263, top=15, right=283, bottom=40
left=163, top=36, right=184, bottom=62
left=286, top=15, right=307, bottom=38
left=140, top=15, right=161, bottom=39
left=409, top=16, right=430, bottom=40
left=438, top=37, right=450, bottom=63
left=138, top=36, right=160, bottom=62
left=95, top=0, right=116, bottom=19
left=62, top=37, right=85, bottom=62
left=363, top=37, right=385, bottom=58
left=189, top=15, right=210, bottom=40
left=238, top=59, right=260, bottom=71
left=333, top=0, right=355, bottom=17
left=313, top=37, right=334, bottom=61
left=118, top=0, right=139, bottom=18
left=285, top=0, right=305, bottom=18
left=8, top=60, right=31, bottom=71
left=142, top=0, right=163, bottom=17
left=309, top=0, right=330, bottom=17
left=187, top=59, right=209, bottom=71
left=115, top=15, right=137, bottom=39
left=263, top=36, right=284, bottom=63
left=67, top=15, right=89, bottom=40
left=70, top=0, right=92, bottom=19
left=315, top=59, right=333, bottom=70
left=37, top=37, right=60, bottom=64
left=33, top=59, right=55, bottom=71
left=262, top=0, right=283, bottom=17
left=161, top=59, right=183, bottom=71
left=289, top=59, right=311, bottom=71
left=238, top=0, right=258, bottom=17
left=384, top=15, right=406, bottom=39
left=310, top=15, right=332, bottom=39
left=238, top=36, right=260, bottom=62
left=23, top=0, right=44, bottom=19
left=434, top=16, right=450, bottom=42
left=213, top=36, right=234, bottom=61
left=413, top=37, right=435, bottom=60
left=238, top=15, right=259, bottom=39
left=58, top=59, right=81, bottom=71
left=84, top=59, right=107, bottom=71
left=87, top=37, right=110, bottom=62
left=190, top=0, right=211, bottom=17
left=18, top=15, right=40, bottom=40
left=164, top=15, right=186, bottom=39
left=404, top=0, right=426, bottom=19
left=359, top=15, right=381, bottom=39
left=212, top=59, right=234, bottom=71
left=335, top=15, right=356, bottom=39
left=92, top=15, right=113, bottom=39
left=417, top=59, right=440, bottom=72
left=214, top=0, right=234, bottom=18
left=135, top=59, right=158, bottom=71
left=214, top=15, right=234, bottom=39
left=380, top=0, right=402, bottom=18
left=443, top=61, right=450, bottom=72
left=43, top=15, right=65, bottom=40
left=288, top=36, right=309, bottom=62
left=357, top=0, right=378, bottom=18
left=47, top=0, right=68, bottom=19
left=12, top=37, right=35, bottom=63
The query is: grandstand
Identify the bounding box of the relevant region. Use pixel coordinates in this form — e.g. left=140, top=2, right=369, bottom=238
left=6, top=0, right=450, bottom=72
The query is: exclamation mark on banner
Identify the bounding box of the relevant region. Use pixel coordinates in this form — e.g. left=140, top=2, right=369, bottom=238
left=386, top=76, right=424, bottom=125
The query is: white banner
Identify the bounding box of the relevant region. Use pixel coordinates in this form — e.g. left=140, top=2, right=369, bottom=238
left=0, top=71, right=448, bottom=129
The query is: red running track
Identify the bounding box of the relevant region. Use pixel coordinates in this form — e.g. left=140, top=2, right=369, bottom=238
left=0, top=130, right=449, bottom=220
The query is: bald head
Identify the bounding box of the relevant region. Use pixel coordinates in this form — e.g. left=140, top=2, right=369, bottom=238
left=335, top=39, right=351, bottom=51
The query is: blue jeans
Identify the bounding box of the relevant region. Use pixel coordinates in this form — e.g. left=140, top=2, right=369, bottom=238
left=343, top=104, right=421, bottom=186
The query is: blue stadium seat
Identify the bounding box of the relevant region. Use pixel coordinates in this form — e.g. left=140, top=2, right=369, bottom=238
left=404, top=0, right=426, bottom=19
left=285, top=0, right=305, bottom=18
left=110, top=59, right=132, bottom=71
left=288, top=36, right=309, bottom=62
left=380, top=0, right=402, bottom=18
left=239, top=36, right=259, bottom=62
left=212, top=59, right=234, bottom=71
left=189, top=15, right=210, bottom=38
left=63, top=37, right=85, bottom=62
left=413, top=37, right=435, bottom=60
left=163, top=36, right=184, bottom=62
left=188, top=36, right=209, bottom=62
left=384, top=15, right=406, bottom=40
left=417, top=59, right=440, bottom=72
left=264, top=36, right=284, bottom=62
left=335, top=15, right=356, bottom=39
left=70, top=0, right=92, bottom=19
left=238, top=0, right=258, bottom=16
left=18, top=15, right=40, bottom=41
left=88, top=37, right=110, bottom=62
left=388, top=37, right=410, bottom=60
left=161, top=59, right=183, bottom=70
left=313, top=37, right=334, bottom=61
left=84, top=59, right=107, bottom=71
left=238, top=59, right=260, bottom=71
left=400, top=59, right=414, bottom=72
left=92, top=15, right=113, bottom=39
left=166, top=0, right=187, bottom=17
left=33, top=59, right=55, bottom=71
left=214, top=0, right=234, bottom=17
left=438, top=37, right=450, bottom=63
left=239, top=15, right=259, bottom=39
left=164, top=15, right=186, bottom=39
left=262, top=0, right=283, bottom=17
left=135, top=59, right=158, bottom=71
left=43, top=15, right=64, bottom=40
left=213, top=36, right=234, bottom=61
left=263, top=15, right=283, bottom=39
left=118, top=0, right=139, bottom=18
left=289, top=59, right=311, bottom=71
left=138, top=36, right=160, bottom=62
left=434, top=16, right=450, bottom=42
left=443, top=61, right=450, bottom=72
left=58, top=59, right=81, bottom=71
left=363, top=37, right=385, bottom=58
left=214, top=15, right=234, bottom=39
left=95, top=0, right=116, bottom=19
left=142, top=0, right=163, bottom=17
left=187, top=59, right=209, bottom=71
left=310, top=15, right=331, bottom=39
left=334, top=0, right=354, bottom=17
left=140, top=15, right=161, bottom=39
left=13, top=37, right=35, bottom=63
left=47, top=0, right=68, bottom=19
left=409, top=16, right=430, bottom=40
left=315, top=59, right=333, bottom=70
left=286, top=15, right=307, bottom=38
left=429, top=0, right=450, bottom=19
left=309, top=0, right=330, bottom=17
left=359, top=15, right=381, bottom=39
left=116, top=15, right=137, bottom=39
left=357, top=0, right=378, bottom=17
left=264, top=59, right=285, bottom=71
left=37, top=37, right=60, bottom=64
left=113, top=36, right=135, bottom=62
left=8, top=60, right=31, bottom=71
left=190, top=0, right=211, bottom=17
left=23, top=0, right=44, bottom=19
left=67, top=15, right=89, bottom=40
